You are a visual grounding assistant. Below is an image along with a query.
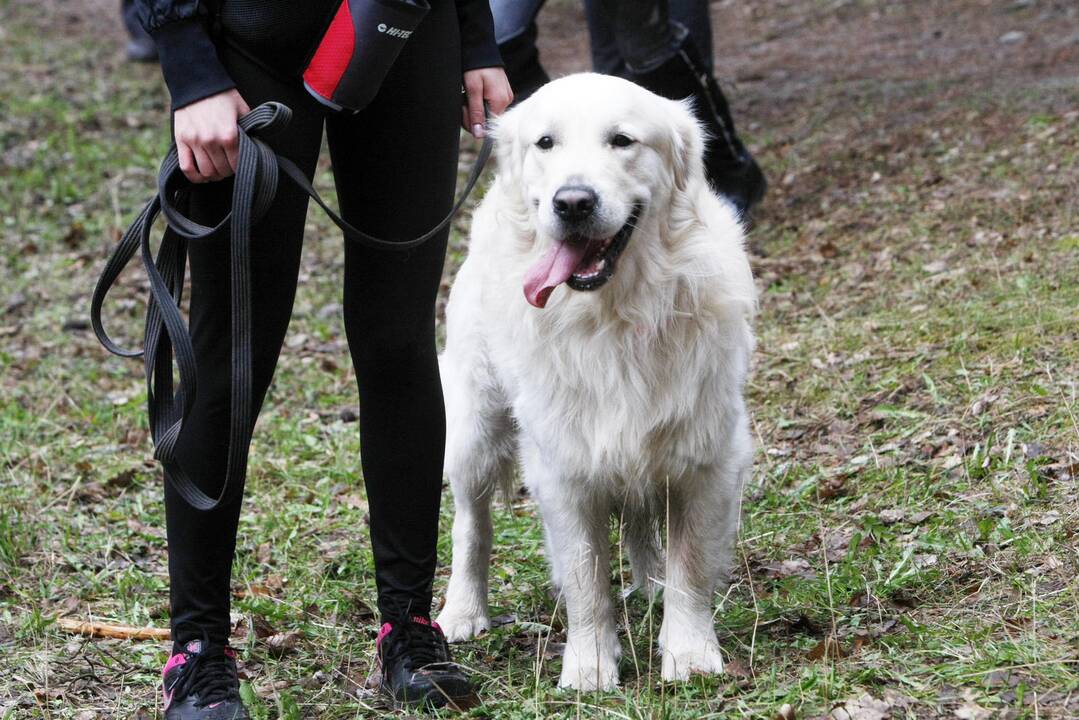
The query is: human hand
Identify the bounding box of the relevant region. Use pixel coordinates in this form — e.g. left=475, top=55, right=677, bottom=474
left=462, top=67, right=513, bottom=138
left=173, top=89, right=251, bottom=183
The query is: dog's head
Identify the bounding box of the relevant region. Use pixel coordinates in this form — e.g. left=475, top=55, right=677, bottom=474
left=493, top=73, right=705, bottom=309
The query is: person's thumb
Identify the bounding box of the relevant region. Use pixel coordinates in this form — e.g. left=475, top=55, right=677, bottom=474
left=465, top=75, right=486, bottom=138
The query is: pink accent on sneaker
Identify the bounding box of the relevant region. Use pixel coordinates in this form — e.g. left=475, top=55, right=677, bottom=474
left=376, top=622, right=394, bottom=647
left=376, top=616, right=442, bottom=651
left=161, top=651, right=189, bottom=710
left=162, top=650, right=189, bottom=679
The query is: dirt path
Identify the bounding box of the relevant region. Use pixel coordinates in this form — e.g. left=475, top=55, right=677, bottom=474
left=541, top=0, right=1079, bottom=116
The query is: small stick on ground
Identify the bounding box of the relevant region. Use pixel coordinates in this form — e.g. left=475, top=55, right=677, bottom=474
left=56, top=617, right=171, bottom=641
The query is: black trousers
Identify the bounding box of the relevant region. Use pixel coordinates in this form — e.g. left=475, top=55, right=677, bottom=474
left=166, top=0, right=461, bottom=647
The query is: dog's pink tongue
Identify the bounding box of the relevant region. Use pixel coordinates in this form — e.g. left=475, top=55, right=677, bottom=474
left=523, top=241, right=590, bottom=308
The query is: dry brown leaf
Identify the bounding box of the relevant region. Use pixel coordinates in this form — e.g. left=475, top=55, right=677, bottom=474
left=725, top=656, right=752, bottom=678
left=250, top=614, right=277, bottom=639
left=106, top=468, right=138, bottom=489
left=255, top=543, right=273, bottom=565
left=878, top=508, right=905, bottom=524
left=264, top=629, right=303, bottom=656
left=953, top=701, right=992, bottom=720
left=238, top=584, right=276, bottom=599
left=818, top=474, right=847, bottom=499
left=829, top=693, right=891, bottom=720
left=33, top=687, right=64, bottom=701
left=254, top=679, right=291, bottom=697
left=761, top=558, right=817, bottom=580
left=775, top=703, right=796, bottom=720
left=807, top=635, right=847, bottom=661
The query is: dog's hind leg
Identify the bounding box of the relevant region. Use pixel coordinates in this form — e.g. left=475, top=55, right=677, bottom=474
left=436, top=351, right=516, bottom=642
left=659, top=430, right=751, bottom=680
left=621, top=509, right=662, bottom=601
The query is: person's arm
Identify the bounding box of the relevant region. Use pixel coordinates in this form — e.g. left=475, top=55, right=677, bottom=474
left=454, top=0, right=504, bottom=73
left=455, top=0, right=513, bottom=137
left=136, top=0, right=235, bottom=110
left=136, top=1, right=248, bottom=183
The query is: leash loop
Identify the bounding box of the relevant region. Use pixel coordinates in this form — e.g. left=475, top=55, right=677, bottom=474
left=90, top=101, right=492, bottom=510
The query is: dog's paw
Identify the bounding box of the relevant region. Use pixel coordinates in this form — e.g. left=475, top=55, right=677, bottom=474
left=659, top=642, right=725, bottom=681
left=435, top=609, right=490, bottom=642
left=558, top=637, right=621, bottom=691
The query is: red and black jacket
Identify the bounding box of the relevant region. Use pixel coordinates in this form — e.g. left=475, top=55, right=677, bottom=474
left=136, top=0, right=503, bottom=109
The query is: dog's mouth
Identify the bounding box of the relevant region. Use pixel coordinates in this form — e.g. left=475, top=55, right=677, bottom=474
left=523, top=205, right=642, bottom=309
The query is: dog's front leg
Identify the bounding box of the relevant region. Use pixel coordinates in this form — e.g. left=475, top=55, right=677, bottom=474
left=436, top=353, right=516, bottom=642
left=659, top=451, right=749, bottom=680
left=438, top=437, right=516, bottom=641
left=438, top=478, right=496, bottom=642
left=534, top=482, right=621, bottom=691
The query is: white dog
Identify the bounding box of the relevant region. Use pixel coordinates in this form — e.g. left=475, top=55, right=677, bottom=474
left=435, top=73, right=757, bottom=691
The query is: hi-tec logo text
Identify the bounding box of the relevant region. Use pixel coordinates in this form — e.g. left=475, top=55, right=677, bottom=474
left=377, top=23, right=412, bottom=38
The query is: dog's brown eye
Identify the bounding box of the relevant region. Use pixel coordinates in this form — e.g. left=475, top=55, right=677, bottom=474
left=611, top=133, right=636, bottom=148
left=536, top=135, right=554, bottom=150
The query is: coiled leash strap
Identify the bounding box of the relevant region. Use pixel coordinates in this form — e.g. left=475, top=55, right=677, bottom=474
left=90, top=102, right=492, bottom=510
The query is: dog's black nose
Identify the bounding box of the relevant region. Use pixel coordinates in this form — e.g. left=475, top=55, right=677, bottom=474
left=552, top=186, right=597, bottom=222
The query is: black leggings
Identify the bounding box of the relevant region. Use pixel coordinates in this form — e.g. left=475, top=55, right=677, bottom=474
left=166, top=1, right=461, bottom=647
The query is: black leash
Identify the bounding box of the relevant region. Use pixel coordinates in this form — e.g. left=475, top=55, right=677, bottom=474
left=90, top=102, right=492, bottom=510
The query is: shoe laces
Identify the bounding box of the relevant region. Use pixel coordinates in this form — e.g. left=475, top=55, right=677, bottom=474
left=381, top=617, right=449, bottom=671
left=170, top=638, right=242, bottom=708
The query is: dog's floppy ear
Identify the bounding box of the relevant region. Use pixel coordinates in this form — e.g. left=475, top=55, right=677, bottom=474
left=666, top=98, right=706, bottom=192
left=491, top=105, right=526, bottom=191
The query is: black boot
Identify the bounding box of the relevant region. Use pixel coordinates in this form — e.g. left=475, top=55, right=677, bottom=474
left=497, top=23, right=551, bottom=105
left=630, top=38, right=766, bottom=218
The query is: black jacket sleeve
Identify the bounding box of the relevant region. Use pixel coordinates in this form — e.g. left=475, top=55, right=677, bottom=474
left=136, top=1, right=235, bottom=109
left=455, top=0, right=504, bottom=71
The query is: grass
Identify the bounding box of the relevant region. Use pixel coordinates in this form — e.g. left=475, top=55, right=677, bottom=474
left=1, top=0, right=1077, bottom=717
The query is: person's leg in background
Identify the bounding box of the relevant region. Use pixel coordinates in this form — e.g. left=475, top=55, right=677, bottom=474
left=121, top=0, right=156, bottom=62
left=596, top=0, right=767, bottom=218
left=492, top=0, right=549, bottom=102
left=164, top=45, right=326, bottom=653
left=495, top=0, right=711, bottom=103
left=584, top=0, right=712, bottom=75
left=670, top=0, right=713, bottom=71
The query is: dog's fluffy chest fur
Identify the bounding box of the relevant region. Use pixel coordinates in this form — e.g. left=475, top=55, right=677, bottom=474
left=486, top=280, right=751, bottom=490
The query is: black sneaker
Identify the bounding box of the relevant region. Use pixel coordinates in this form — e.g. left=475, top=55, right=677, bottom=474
left=162, top=639, right=250, bottom=720
left=376, top=615, right=476, bottom=710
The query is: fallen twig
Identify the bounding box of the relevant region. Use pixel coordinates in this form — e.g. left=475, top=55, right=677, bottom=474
left=56, top=617, right=170, bottom=641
